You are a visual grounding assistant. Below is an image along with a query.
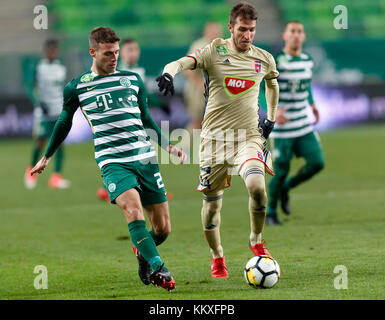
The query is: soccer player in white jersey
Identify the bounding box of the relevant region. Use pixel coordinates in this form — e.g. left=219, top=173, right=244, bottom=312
left=266, top=21, right=325, bottom=225
left=24, top=39, right=70, bottom=189
left=156, top=2, right=280, bottom=278
left=31, top=27, right=185, bottom=291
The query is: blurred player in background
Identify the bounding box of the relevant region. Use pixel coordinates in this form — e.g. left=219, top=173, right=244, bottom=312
left=183, top=22, right=222, bottom=131
left=266, top=21, right=325, bottom=226
left=118, top=38, right=146, bottom=79
left=24, top=39, right=70, bottom=189
left=156, top=2, right=279, bottom=278
left=31, top=27, right=185, bottom=291
left=96, top=38, right=172, bottom=202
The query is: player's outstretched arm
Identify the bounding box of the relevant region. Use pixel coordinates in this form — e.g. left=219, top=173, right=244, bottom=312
left=30, top=108, right=75, bottom=175
left=156, top=57, right=196, bottom=96
left=137, top=77, right=187, bottom=163
left=30, top=82, right=78, bottom=175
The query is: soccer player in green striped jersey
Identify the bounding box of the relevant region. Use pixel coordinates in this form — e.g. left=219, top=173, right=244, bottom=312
left=266, top=21, right=325, bottom=225
left=31, top=27, right=186, bottom=291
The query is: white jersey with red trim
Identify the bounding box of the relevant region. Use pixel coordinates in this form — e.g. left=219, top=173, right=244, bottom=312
left=188, top=38, right=279, bottom=141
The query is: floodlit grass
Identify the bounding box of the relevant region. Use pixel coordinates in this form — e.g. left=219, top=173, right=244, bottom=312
left=1, top=125, right=384, bottom=300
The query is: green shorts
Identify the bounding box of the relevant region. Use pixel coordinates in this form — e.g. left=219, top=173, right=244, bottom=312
left=101, top=162, right=168, bottom=205
left=272, top=131, right=324, bottom=164
left=34, top=119, right=57, bottom=138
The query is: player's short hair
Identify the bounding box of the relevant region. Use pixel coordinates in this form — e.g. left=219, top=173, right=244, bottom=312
left=121, top=38, right=138, bottom=47
left=284, top=21, right=304, bottom=30
left=44, top=38, right=58, bottom=49
left=229, top=2, right=258, bottom=26
left=89, top=27, right=120, bottom=49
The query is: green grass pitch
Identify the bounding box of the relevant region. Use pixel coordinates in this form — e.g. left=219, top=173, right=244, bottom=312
left=0, top=125, right=384, bottom=300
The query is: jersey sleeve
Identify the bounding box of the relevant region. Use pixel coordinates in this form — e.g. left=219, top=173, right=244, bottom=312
left=44, top=81, right=79, bottom=158
left=258, top=81, right=268, bottom=112
left=137, top=76, right=171, bottom=149
left=264, top=53, right=279, bottom=80
left=307, top=82, right=314, bottom=105
left=187, top=40, right=214, bottom=70
left=307, top=57, right=314, bottom=105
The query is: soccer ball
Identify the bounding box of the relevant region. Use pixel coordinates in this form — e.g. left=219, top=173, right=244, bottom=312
left=244, top=255, right=280, bottom=288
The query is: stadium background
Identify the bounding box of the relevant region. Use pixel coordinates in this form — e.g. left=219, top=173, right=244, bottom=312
left=0, top=0, right=384, bottom=300
left=1, top=0, right=385, bottom=139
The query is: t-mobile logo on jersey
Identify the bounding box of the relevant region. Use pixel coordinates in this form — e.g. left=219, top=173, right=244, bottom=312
left=223, top=76, right=256, bottom=97
left=96, top=93, right=113, bottom=111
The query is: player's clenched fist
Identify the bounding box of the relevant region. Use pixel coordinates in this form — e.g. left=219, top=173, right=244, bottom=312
left=30, top=156, right=51, bottom=175
left=156, top=73, right=174, bottom=96
left=261, top=119, right=275, bottom=140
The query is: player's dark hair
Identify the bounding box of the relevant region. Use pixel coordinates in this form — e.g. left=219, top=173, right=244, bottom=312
left=89, top=27, right=120, bottom=48
left=44, top=38, right=58, bottom=49
left=284, top=21, right=304, bottom=30
left=229, top=2, right=258, bottom=26
left=121, top=38, right=137, bottom=46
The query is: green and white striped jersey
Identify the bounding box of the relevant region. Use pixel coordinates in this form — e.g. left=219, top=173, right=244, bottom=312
left=46, top=69, right=169, bottom=169
left=270, top=51, right=314, bottom=139
left=35, top=58, right=67, bottom=119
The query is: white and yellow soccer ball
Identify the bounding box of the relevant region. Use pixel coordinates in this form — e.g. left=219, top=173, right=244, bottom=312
left=244, top=255, right=280, bottom=288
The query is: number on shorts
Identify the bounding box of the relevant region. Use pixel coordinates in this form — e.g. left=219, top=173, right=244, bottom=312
left=154, top=172, right=165, bottom=189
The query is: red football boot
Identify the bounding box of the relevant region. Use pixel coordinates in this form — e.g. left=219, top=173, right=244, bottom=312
left=133, top=246, right=152, bottom=285
left=249, top=240, right=272, bottom=258
left=49, top=173, right=70, bottom=189
left=150, top=264, right=176, bottom=292
left=96, top=188, right=110, bottom=202
left=24, top=165, right=38, bottom=189
left=211, top=256, right=229, bottom=278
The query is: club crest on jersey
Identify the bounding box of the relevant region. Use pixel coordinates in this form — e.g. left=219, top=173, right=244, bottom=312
left=255, top=60, right=262, bottom=73
left=223, top=76, right=256, bottom=97
left=80, top=73, right=94, bottom=83
left=119, top=77, right=131, bottom=87
left=108, top=183, right=116, bottom=192
left=216, top=45, right=228, bottom=56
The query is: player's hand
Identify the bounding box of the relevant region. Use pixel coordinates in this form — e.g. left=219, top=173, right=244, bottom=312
left=275, top=108, right=288, bottom=124
left=167, top=145, right=186, bottom=164
left=311, top=105, right=320, bottom=125
left=30, top=156, right=50, bottom=175
left=261, top=119, right=275, bottom=140
left=156, top=73, right=174, bottom=96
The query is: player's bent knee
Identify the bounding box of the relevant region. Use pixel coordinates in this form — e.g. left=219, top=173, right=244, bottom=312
left=201, top=194, right=223, bottom=230
left=153, top=223, right=171, bottom=236
left=274, top=162, right=290, bottom=177
left=206, top=200, right=222, bottom=215
left=247, top=183, right=266, bottom=200
left=244, top=173, right=266, bottom=202
left=314, top=159, right=325, bottom=173
left=118, top=203, right=143, bottom=221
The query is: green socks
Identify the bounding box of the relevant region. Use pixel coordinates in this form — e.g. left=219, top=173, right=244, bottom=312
left=31, top=146, right=42, bottom=165
left=55, top=146, right=64, bottom=173
left=149, top=228, right=168, bottom=246
left=128, top=220, right=164, bottom=271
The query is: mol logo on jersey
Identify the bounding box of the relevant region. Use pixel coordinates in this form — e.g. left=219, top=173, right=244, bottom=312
left=223, top=76, right=256, bottom=97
